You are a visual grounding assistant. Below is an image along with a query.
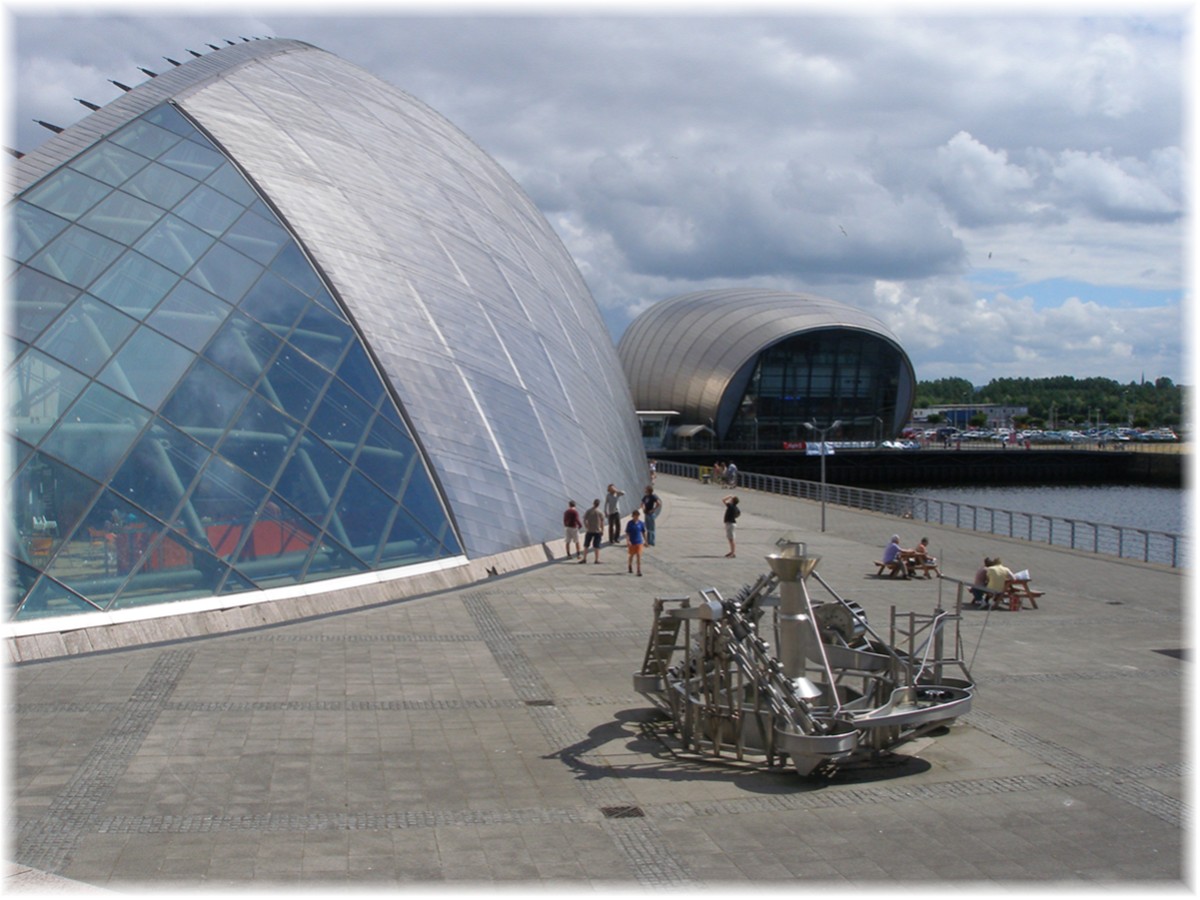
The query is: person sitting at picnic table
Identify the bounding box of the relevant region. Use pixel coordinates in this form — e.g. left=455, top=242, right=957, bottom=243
left=909, top=536, right=938, bottom=577
left=881, top=534, right=910, bottom=578
left=970, top=557, right=994, bottom=607
left=985, top=557, right=1015, bottom=604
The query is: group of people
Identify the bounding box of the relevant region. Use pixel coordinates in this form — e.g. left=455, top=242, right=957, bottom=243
left=561, top=483, right=662, bottom=575
left=561, top=484, right=744, bottom=574
left=711, top=461, right=738, bottom=486
left=969, top=557, right=1015, bottom=607
left=880, top=534, right=937, bottom=579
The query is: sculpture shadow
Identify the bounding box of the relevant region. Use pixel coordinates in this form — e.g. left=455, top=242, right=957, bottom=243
left=543, top=706, right=932, bottom=794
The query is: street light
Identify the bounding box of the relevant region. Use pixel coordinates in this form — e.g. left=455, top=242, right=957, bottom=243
left=804, top=419, right=842, bottom=532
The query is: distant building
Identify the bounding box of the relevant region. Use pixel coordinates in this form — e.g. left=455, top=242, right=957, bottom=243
left=8, top=39, right=646, bottom=628
left=912, top=405, right=1028, bottom=429
left=619, top=289, right=915, bottom=449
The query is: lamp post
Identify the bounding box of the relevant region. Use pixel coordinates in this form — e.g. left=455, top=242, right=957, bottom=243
left=804, top=419, right=841, bottom=532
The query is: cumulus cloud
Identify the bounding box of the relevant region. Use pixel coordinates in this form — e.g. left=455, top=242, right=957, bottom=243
left=8, top=11, right=1189, bottom=384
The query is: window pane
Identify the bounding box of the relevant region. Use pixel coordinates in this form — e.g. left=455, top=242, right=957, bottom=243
left=223, top=209, right=288, bottom=265
left=145, top=280, right=231, bottom=350
left=219, top=392, right=294, bottom=487
left=187, top=456, right=269, bottom=560
left=160, top=359, right=248, bottom=447
left=204, top=162, right=258, bottom=207
left=173, top=183, right=243, bottom=237
left=290, top=302, right=354, bottom=369
left=69, top=142, right=150, bottom=187
left=134, top=214, right=215, bottom=274
left=122, top=162, right=197, bottom=208
left=79, top=191, right=164, bottom=244
left=270, top=242, right=321, bottom=296
left=9, top=268, right=78, bottom=343
left=257, top=346, right=328, bottom=421
left=354, top=414, right=415, bottom=496
left=8, top=348, right=89, bottom=445
left=13, top=569, right=100, bottom=620
left=186, top=242, right=262, bottom=301
left=238, top=270, right=309, bottom=333
left=231, top=493, right=321, bottom=588
left=22, top=169, right=110, bottom=221
left=274, top=435, right=348, bottom=518
left=111, top=118, right=183, bottom=159
left=142, top=104, right=195, bottom=137
left=306, top=380, right=373, bottom=457
left=12, top=450, right=104, bottom=574
left=27, top=226, right=124, bottom=289
left=97, top=327, right=194, bottom=409
left=12, top=202, right=70, bottom=262
left=35, top=294, right=138, bottom=376
left=158, top=138, right=224, bottom=181
left=203, top=313, right=281, bottom=387
left=334, top=341, right=386, bottom=406
left=88, top=250, right=178, bottom=317
left=39, top=382, right=150, bottom=482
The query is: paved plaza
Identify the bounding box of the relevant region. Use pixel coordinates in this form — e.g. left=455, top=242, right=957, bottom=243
left=7, top=474, right=1189, bottom=892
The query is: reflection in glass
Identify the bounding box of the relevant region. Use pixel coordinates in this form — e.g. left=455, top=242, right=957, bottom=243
left=9, top=101, right=461, bottom=620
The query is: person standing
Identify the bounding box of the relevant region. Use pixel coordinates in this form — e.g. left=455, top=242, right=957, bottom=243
left=625, top=509, right=646, bottom=575
left=562, top=500, right=582, bottom=560
left=641, top=485, right=662, bottom=546
left=581, top=499, right=605, bottom=564
left=725, top=460, right=738, bottom=486
left=722, top=495, right=740, bottom=557
left=604, top=484, right=625, bottom=544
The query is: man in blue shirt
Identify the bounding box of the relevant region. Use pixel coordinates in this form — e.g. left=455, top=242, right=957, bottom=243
left=625, top=509, right=646, bottom=576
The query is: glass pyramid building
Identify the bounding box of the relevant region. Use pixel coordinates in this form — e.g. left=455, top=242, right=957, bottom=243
left=8, top=39, right=646, bottom=624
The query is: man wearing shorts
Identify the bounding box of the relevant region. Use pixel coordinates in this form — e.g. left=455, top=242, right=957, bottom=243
left=581, top=499, right=605, bottom=564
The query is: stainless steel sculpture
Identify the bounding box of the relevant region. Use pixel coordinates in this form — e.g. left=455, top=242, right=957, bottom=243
left=633, top=539, right=974, bottom=776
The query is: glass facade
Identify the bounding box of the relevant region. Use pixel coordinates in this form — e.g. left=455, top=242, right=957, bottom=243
left=9, top=102, right=462, bottom=620
left=727, top=330, right=906, bottom=446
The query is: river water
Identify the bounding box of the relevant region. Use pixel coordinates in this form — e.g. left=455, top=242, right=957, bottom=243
left=900, top=484, right=1188, bottom=536
left=899, top=483, right=1189, bottom=567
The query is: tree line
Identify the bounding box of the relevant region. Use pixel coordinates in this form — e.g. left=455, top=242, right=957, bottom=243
left=916, top=375, right=1185, bottom=429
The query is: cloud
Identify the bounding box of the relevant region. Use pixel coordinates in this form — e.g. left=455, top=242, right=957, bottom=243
left=7, top=11, right=1190, bottom=384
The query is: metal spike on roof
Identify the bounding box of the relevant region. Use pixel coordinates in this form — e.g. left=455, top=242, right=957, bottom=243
left=109, top=80, right=133, bottom=92
left=207, top=44, right=221, bottom=51
left=7, top=147, right=25, bottom=159
left=187, top=49, right=203, bottom=57
left=75, top=98, right=102, bottom=111
left=164, top=57, right=182, bottom=66
left=138, top=67, right=158, bottom=78
left=240, top=36, right=252, bottom=42
left=225, top=39, right=236, bottom=45
left=35, top=119, right=65, bottom=134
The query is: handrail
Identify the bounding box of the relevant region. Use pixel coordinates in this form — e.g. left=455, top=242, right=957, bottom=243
left=656, top=460, right=1186, bottom=568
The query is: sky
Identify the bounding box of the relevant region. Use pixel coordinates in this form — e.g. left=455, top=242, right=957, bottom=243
left=3, top=1, right=1194, bottom=388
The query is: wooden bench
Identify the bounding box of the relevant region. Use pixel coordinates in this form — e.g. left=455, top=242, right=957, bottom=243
left=988, top=579, right=1045, bottom=610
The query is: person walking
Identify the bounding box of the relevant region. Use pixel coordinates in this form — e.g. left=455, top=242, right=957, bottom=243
left=641, top=485, right=662, bottom=546
left=604, top=484, right=625, bottom=544
left=581, top=499, right=605, bottom=564
left=625, top=509, right=646, bottom=575
left=562, top=500, right=582, bottom=560
left=722, top=495, right=740, bottom=557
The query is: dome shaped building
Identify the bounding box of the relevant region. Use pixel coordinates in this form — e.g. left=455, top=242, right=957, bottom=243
left=7, top=38, right=646, bottom=648
left=618, top=289, right=915, bottom=448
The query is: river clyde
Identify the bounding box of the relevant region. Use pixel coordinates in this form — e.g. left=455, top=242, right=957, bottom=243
left=901, top=484, right=1187, bottom=537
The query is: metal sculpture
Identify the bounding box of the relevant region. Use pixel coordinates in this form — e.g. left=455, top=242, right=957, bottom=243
left=633, top=539, right=974, bottom=776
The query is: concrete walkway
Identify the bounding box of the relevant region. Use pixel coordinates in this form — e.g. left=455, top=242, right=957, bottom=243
left=8, top=473, right=1188, bottom=891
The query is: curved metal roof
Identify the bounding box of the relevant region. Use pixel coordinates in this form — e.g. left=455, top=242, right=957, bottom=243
left=617, top=288, right=913, bottom=430
left=14, top=39, right=647, bottom=560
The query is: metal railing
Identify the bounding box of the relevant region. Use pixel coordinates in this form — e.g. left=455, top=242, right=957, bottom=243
left=658, top=460, right=1187, bottom=568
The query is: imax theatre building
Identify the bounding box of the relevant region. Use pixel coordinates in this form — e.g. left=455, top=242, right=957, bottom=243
left=7, top=38, right=647, bottom=657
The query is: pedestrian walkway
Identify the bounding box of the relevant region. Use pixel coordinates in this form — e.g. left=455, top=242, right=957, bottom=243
left=8, top=474, right=1187, bottom=890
